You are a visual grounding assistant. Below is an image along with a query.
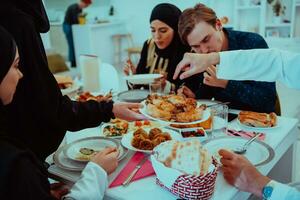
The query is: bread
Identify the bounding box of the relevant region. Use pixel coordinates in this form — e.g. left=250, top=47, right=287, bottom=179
left=154, top=140, right=212, bottom=176
left=54, top=75, right=73, bottom=89
left=238, top=111, right=277, bottom=127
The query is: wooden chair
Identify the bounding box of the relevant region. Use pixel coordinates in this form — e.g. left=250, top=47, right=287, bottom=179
left=112, top=33, right=141, bottom=67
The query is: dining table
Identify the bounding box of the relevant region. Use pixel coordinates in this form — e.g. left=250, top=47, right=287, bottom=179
left=47, top=113, right=299, bottom=200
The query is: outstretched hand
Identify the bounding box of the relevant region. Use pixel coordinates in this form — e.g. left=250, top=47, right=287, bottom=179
left=113, top=102, right=147, bottom=121
left=173, top=52, right=220, bottom=80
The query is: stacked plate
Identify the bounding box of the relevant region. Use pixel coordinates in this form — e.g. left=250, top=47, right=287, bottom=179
left=53, top=136, right=128, bottom=171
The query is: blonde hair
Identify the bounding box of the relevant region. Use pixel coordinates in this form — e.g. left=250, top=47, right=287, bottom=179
left=178, top=3, right=217, bottom=44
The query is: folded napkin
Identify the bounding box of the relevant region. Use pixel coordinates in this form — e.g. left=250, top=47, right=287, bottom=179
left=226, top=129, right=265, bottom=141
left=109, top=152, right=155, bottom=188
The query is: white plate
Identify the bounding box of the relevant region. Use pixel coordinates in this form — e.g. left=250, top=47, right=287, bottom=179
left=124, top=74, right=163, bottom=85
left=139, top=101, right=210, bottom=125
left=237, top=118, right=279, bottom=130
left=202, top=136, right=274, bottom=166
left=121, top=128, right=182, bottom=154
left=53, top=143, right=128, bottom=171
left=117, top=89, right=150, bottom=103
left=61, top=83, right=80, bottom=95
left=63, top=137, right=120, bottom=163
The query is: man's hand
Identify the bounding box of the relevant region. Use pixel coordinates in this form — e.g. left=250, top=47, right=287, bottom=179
left=177, top=86, right=196, bottom=98
left=113, top=102, right=147, bottom=121
left=173, top=52, right=220, bottom=80
left=204, top=65, right=228, bottom=88
left=219, top=149, right=271, bottom=197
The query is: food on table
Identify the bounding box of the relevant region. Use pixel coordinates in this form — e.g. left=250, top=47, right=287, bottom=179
left=103, top=118, right=129, bottom=137
left=131, top=128, right=172, bottom=151
left=145, top=94, right=205, bottom=123
left=154, top=140, right=212, bottom=176
left=76, top=91, right=112, bottom=102
left=76, top=147, right=100, bottom=161
left=180, top=128, right=206, bottom=138
left=170, top=116, right=212, bottom=130
left=238, top=111, right=277, bottom=127
left=54, top=75, right=73, bottom=89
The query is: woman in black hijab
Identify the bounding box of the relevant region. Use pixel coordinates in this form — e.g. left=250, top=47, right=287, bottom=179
left=0, top=0, right=144, bottom=161
left=123, top=3, right=198, bottom=91
left=0, top=26, right=121, bottom=200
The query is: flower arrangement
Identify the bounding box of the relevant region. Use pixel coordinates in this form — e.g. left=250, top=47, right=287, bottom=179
left=267, top=0, right=286, bottom=16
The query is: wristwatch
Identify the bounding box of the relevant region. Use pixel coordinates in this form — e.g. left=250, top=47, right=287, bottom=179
left=262, top=180, right=275, bottom=200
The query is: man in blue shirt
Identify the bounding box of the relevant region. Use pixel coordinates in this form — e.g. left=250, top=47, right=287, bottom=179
left=177, top=3, right=276, bottom=113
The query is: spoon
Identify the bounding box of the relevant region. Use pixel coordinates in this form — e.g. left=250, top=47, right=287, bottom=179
left=234, top=133, right=262, bottom=154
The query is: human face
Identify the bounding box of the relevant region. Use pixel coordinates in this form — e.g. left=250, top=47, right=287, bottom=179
left=187, top=21, right=224, bottom=54
left=0, top=49, right=23, bottom=105
left=150, top=20, right=174, bottom=49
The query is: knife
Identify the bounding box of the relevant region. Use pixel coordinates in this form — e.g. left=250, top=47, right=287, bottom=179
left=122, top=155, right=149, bottom=187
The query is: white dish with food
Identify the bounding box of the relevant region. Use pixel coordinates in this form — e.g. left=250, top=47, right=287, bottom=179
left=139, top=100, right=210, bottom=125
left=121, top=127, right=182, bottom=154
left=124, top=74, right=163, bottom=85
left=63, top=137, right=120, bottom=162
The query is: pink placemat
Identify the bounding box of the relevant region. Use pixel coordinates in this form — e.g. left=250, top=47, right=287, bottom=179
left=226, top=129, right=265, bottom=141
left=109, top=152, right=155, bottom=188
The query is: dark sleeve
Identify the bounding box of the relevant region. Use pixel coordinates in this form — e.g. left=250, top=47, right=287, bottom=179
left=136, top=41, right=149, bottom=74
left=6, top=154, right=54, bottom=200
left=59, top=96, right=115, bottom=132
left=219, top=81, right=276, bottom=112
left=218, top=33, right=276, bottom=112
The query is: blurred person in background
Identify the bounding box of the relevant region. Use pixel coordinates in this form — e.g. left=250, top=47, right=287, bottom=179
left=63, top=0, right=92, bottom=67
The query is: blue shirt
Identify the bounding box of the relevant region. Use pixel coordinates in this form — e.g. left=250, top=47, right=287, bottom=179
left=195, top=29, right=276, bottom=113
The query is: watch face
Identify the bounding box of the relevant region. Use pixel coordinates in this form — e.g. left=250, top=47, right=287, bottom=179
left=263, top=186, right=273, bottom=199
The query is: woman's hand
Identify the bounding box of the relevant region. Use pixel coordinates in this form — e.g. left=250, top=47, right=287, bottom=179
left=123, top=59, right=136, bottom=76
left=177, top=86, right=196, bottom=98
left=91, top=147, right=119, bottom=175
left=50, top=182, right=69, bottom=200
left=113, top=102, right=147, bottom=121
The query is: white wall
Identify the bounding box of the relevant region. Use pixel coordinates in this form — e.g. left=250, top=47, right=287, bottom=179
left=110, top=0, right=209, bottom=46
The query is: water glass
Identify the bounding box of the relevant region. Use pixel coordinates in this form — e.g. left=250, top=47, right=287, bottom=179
left=211, top=104, right=228, bottom=135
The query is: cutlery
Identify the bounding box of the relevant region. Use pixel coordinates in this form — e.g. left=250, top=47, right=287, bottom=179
left=234, top=132, right=262, bottom=154
left=122, top=155, right=149, bottom=186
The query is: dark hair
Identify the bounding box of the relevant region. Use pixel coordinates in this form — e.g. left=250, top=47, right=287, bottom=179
left=178, top=3, right=217, bottom=44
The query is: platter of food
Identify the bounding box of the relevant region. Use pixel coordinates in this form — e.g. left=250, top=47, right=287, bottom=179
left=237, top=111, right=278, bottom=130
left=139, top=94, right=210, bottom=125
left=121, top=127, right=182, bottom=153
left=76, top=91, right=112, bottom=102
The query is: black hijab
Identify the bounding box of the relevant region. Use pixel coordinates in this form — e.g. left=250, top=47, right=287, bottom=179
left=0, top=0, right=49, bottom=33
left=147, top=3, right=190, bottom=86
left=0, top=26, right=16, bottom=84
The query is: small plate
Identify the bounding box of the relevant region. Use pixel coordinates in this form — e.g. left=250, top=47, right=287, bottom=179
left=124, top=74, right=163, bottom=85
left=63, top=137, right=120, bottom=163
left=53, top=143, right=128, bottom=171
left=139, top=100, right=210, bottom=125
left=99, top=123, right=125, bottom=139
left=237, top=118, right=279, bottom=130
left=121, top=128, right=182, bottom=154
left=202, top=136, right=274, bottom=167
left=117, top=89, right=150, bottom=103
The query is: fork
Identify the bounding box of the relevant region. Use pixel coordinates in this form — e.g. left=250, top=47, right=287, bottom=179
left=234, top=132, right=262, bottom=154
